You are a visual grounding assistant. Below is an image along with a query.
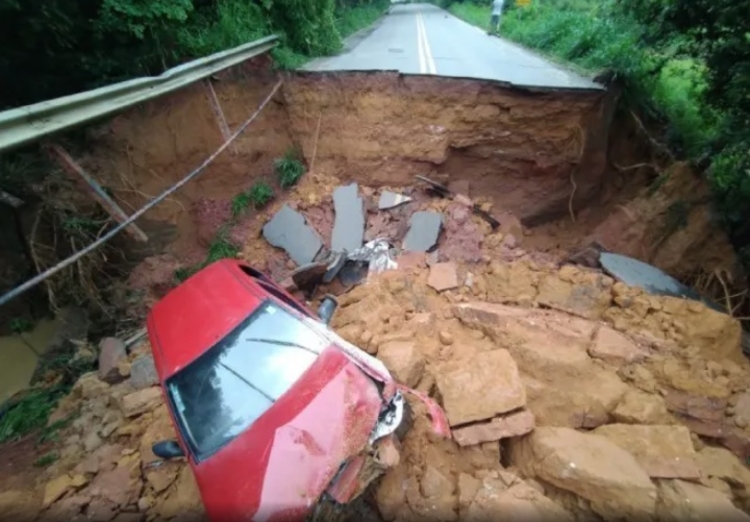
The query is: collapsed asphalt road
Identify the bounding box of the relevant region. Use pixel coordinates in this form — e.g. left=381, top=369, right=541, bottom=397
left=304, top=3, right=601, bottom=89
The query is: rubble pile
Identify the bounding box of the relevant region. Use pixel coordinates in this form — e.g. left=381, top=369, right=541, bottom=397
left=7, top=179, right=750, bottom=522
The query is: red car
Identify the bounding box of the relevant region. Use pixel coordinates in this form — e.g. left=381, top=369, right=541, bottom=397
left=146, top=259, right=448, bottom=521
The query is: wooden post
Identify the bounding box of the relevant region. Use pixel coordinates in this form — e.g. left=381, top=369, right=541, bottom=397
left=45, top=143, right=148, bottom=242
left=204, top=79, right=237, bottom=155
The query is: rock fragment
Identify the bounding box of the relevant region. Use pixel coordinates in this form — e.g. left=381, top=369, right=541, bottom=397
left=452, top=409, right=535, bottom=446
left=129, top=355, right=159, bottom=390
left=120, top=387, right=162, bottom=418
left=428, top=262, right=459, bottom=292
left=592, top=424, right=701, bottom=480
left=436, top=349, right=526, bottom=426
left=510, top=426, right=657, bottom=520
left=377, top=341, right=425, bottom=387
left=98, top=338, right=127, bottom=384
left=589, top=326, right=647, bottom=367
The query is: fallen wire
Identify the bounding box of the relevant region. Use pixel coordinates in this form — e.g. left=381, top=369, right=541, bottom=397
left=0, top=79, right=283, bottom=307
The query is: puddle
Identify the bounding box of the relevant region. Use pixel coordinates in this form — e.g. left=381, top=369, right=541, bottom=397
left=0, top=318, right=60, bottom=403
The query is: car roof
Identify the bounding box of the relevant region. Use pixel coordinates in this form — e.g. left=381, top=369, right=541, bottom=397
left=147, top=259, right=265, bottom=378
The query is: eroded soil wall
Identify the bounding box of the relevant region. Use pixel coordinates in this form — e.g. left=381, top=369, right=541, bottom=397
left=283, top=72, right=615, bottom=224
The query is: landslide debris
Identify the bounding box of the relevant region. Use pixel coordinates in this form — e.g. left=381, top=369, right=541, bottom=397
left=9, top=258, right=750, bottom=522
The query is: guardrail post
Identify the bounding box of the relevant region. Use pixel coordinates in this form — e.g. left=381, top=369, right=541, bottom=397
left=204, top=79, right=237, bottom=155
left=45, top=143, right=149, bottom=243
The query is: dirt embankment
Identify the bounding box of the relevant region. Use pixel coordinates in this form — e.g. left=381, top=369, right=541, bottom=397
left=55, top=58, right=738, bottom=309
left=283, top=72, right=615, bottom=225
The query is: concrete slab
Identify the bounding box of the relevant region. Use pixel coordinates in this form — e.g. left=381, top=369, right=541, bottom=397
left=599, top=253, right=722, bottom=312
left=402, top=211, right=442, bottom=252
left=378, top=190, right=413, bottom=210
left=332, top=183, right=365, bottom=252
left=262, top=204, right=323, bottom=266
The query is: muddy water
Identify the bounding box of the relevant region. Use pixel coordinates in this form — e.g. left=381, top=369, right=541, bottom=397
left=0, top=318, right=59, bottom=403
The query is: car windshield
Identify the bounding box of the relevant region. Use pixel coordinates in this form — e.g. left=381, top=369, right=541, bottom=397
left=165, top=300, right=327, bottom=461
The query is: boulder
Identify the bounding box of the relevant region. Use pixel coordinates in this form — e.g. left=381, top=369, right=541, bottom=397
left=435, top=349, right=526, bottom=426
left=452, top=410, right=535, bottom=447
left=656, top=479, right=750, bottom=521
left=129, top=355, right=159, bottom=390
left=510, top=427, right=657, bottom=520
left=612, top=389, right=670, bottom=424
left=589, top=326, right=647, bottom=367
left=592, top=424, right=700, bottom=480
left=377, top=341, right=425, bottom=387
left=98, top=338, right=128, bottom=384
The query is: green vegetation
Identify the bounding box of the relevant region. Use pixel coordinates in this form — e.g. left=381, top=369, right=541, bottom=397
left=247, top=181, right=275, bottom=208
left=0, top=387, right=66, bottom=443
left=0, top=0, right=390, bottom=109
left=231, top=181, right=275, bottom=217
left=34, top=452, right=59, bottom=467
left=175, top=228, right=241, bottom=283
left=445, top=0, right=750, bottom=270
left=275, top=149, right=306, bottom=188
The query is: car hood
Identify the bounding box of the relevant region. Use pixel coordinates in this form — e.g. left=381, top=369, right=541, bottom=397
left=193, top=346, right=383, bottom=522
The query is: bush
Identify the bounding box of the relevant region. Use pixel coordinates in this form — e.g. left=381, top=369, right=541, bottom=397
left=247, top=181, right=274, bottom=208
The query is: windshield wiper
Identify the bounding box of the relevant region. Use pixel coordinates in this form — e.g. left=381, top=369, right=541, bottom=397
left=243, top=338, right=320, bottom=356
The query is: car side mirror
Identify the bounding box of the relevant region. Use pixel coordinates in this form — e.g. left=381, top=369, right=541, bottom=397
left=152, top=440, right=185, bottom=460
left=317, top=295, right=338, bottom=325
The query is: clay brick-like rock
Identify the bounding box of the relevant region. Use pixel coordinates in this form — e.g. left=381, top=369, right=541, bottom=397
left=120, top=387, right=162, bottom=418
left=657, top=479, right=750, bottom=521
left=98, top=337, right=128, bottom=384
left=428, top=262, right=459, bottom=292
left=589, top=326, right=647, bottom=367
left=593, top=424, right=701, bottom=480
left=510, top=426, right=657, bottom=520
left=377, top=342, right=425, bottom=387
left=436, top=349, right=526, bottom=426
left=452, top=409, right=535, bottom=446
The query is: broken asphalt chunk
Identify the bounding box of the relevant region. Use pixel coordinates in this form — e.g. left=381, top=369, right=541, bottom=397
left=402, top=211, right=442, bottom=252
left=378, top=190, right=413, bottom=210
left=262, top=204, right=323, bottom=266
left=332, top=183, right=365, bottom=252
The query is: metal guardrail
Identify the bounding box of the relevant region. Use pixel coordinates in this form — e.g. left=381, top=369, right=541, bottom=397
left=0, top=35, right=279, bottom=153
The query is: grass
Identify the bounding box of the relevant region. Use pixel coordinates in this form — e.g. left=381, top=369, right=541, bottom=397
left=275, top=150, right=306, bottom=188
left=0, top=387, right=66, bottom=443
left=34, top=452, right=59, bottom=467
left=447, top=0, right=719, bottom=158
left=174, top=230, right=241, bottom=283
left=231, top=181, right=275, bottom=217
